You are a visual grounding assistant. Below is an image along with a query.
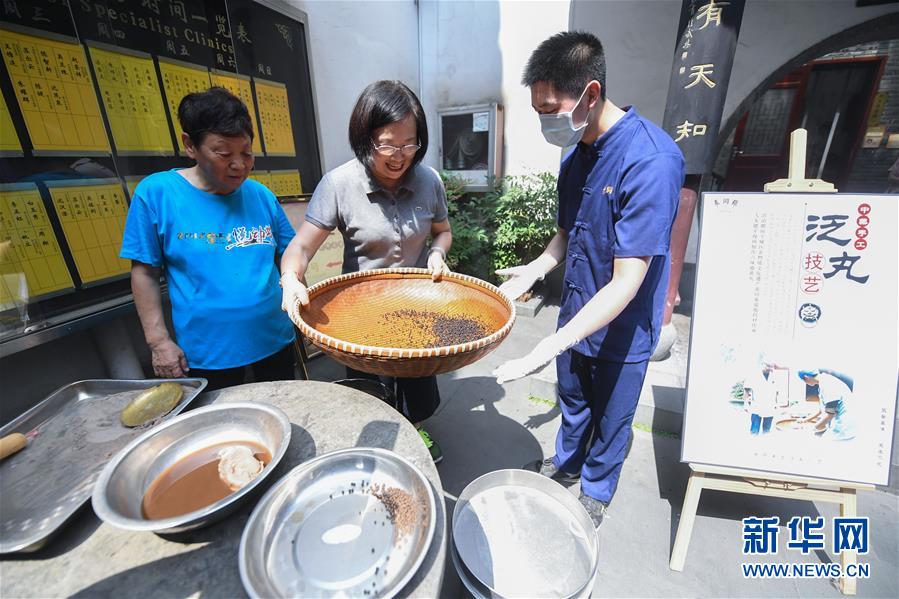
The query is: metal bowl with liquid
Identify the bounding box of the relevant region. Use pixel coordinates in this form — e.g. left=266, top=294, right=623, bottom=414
left=92, top=402, right=291, bottom=534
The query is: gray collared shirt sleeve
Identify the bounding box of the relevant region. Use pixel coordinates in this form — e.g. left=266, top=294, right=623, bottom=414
left=305, top=170, right=339, bottom=231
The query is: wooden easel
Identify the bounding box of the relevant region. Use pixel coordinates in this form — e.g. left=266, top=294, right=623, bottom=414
left=763, top=128, right=836, bottom=193
left=669, top=130, right=875, bottom=596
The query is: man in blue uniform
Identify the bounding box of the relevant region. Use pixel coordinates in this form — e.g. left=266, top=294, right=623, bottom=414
left=493, top=31, right=685, bottom=528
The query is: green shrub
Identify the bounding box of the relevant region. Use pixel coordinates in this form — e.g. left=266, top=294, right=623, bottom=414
left=490, top=172, right=558, bottom=273
left=441, top=171, right=467, bottom=204
left=440, top=173, right=495, bottom=280
left=440, top=171, right=558, bottom=283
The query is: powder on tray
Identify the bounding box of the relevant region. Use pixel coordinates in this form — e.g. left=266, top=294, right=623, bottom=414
left=367, top=483, right=418, bottom=538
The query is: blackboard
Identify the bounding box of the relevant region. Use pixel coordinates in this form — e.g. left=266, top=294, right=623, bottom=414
left=0, top=0, right=322, bottom=331
left=0, top=0, right=321, bottom=188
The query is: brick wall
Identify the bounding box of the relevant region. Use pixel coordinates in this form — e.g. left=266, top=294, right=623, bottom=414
left=821, top=39, right=899, bottom=193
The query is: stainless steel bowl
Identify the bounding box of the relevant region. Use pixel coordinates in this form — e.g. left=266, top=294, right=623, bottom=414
left=451, top=536, right=598, bottom=599
left=240, top=447, right=436, bottom=599
left=450, top=535, right=492, bottom=599
left=92, top=402, right=291, bottom=533
left=452, top=469, right=598, bottom=598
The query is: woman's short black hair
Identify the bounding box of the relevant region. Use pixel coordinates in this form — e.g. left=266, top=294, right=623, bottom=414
left=348, top=80, right=428, bottom=171
left=178, top=86, right=254, bottom=147
left=522, top=31, right=607, bottom=101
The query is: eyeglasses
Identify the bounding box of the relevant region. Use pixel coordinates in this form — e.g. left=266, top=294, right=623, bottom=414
left=372, top=143, right=421, bottom=157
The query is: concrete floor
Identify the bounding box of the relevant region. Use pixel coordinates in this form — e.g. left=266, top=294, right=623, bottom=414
left=304, top=303, right=899, bottom=598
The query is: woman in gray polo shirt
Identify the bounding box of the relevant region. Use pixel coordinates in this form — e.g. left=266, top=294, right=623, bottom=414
left=279, top=80, right=452, bottom=463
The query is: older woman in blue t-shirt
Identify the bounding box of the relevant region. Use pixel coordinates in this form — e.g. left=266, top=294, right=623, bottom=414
left=121, top=87, right=296, bottom=391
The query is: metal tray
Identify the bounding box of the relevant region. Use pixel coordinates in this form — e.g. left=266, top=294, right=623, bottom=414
left=0, top=378, right=207, bottom=553
left=452, top=469, right=598, bottom=598
left=240, top=447, right=436, bottom=599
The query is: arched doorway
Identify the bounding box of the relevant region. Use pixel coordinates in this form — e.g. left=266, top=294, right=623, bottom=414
left=713, top=14, right=899, bottom=193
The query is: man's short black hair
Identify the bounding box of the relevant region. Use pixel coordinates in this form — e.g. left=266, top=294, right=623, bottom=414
left=522, top=31, right=607, bottom=100
left=348, top=80, right=428, bottom=171
left=178, top=86, right=254, bottom=147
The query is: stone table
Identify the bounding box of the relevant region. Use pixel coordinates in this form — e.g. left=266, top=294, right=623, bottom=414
left=0, top=381, right=446, bottom=598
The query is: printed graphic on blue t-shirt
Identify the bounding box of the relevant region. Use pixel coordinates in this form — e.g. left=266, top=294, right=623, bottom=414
left=120, top=170, right=296, bottom=369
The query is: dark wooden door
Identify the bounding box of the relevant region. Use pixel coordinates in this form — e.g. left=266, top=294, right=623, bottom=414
left=800, top=58, right=883, bottom=188
left=724, top=57, right=884, bottom=191
left=724, top=73, right=804, bottom=191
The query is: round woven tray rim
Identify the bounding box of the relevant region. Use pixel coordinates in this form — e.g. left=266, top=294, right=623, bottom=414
left=294, top=268, right=516, bottom=358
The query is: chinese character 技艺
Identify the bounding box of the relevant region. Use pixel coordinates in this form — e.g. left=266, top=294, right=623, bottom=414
left=803, top=251, right=824, bottom=270
left=801, top=274, right=822, bottom=294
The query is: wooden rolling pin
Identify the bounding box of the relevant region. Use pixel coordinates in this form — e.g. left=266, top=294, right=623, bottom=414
left=0, top=433, right=27, bottom=460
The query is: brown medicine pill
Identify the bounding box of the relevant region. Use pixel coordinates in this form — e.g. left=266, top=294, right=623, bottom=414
left=0, top=433, right=27, bottom=460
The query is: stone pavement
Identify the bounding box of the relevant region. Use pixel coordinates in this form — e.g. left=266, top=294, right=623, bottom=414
left=305, top=302, right=899, bottom=598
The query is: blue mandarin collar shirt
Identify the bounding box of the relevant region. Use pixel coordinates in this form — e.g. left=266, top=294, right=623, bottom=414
left=557, top=107, right=685, bottom=362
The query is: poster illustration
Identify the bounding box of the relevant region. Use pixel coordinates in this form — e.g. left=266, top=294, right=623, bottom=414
left=681, top=192, right=897, bottom=485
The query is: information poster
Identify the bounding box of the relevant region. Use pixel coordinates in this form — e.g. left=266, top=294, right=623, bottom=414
left=88, top=44, right=172, bottom=156
left=280, top=201, right=342, bottom=286
left=305, top=230, right=343, bottom=285
left=209, top=70, right=263, bottom=154
left=268, top=169, right=303, bottom=197
left=0, top=183, right=74, bottom=303
left=158, top=58, right=212, bottom=153
left=0, top=25, right=109, bottom=155
left=254, top=78, right=296, bottom=156
left=247, top=169, right=273, bottom=189
left=681, top=193, right=898, bottom=485
left=45, top=179, right=130, bottom=284
left=0, top=94, right=22, bottom=155
left=0, top=183, right=74, bottom=309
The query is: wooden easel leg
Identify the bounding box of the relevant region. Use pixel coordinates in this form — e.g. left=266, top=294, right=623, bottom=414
left=839, top=488, right=858, bottom=596
left=669, top=471, right=705, bottom=571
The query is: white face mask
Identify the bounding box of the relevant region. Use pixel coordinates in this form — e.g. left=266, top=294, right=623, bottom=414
left=538, top=85, right=590, bottom=147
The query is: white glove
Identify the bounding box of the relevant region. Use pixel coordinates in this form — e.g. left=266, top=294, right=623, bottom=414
left=495, top=263, right=545, bottom=302
left=493, top=331, right=578, bottom=384
left=280, top=272, right=308, bottom=326
left=427, top=248, right=450, bottom=281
